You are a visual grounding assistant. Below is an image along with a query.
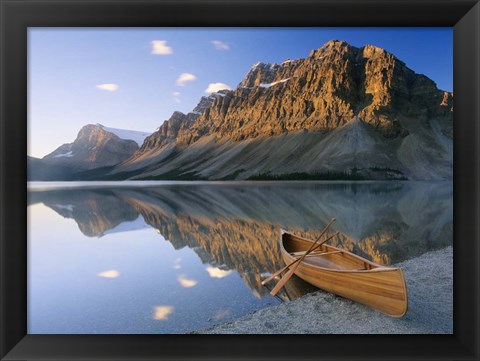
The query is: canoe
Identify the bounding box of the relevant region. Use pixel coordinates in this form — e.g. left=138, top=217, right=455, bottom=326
left=280, top=230, right=408, bottom=317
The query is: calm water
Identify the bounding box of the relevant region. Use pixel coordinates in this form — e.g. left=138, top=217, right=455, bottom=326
left=27, top=181, right=453, bottom=334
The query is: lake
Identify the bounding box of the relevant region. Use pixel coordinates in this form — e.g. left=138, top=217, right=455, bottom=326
left=27, top=181, right=453, bottom=334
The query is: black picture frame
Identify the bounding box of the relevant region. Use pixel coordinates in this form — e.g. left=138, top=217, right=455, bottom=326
left=1, top=0, right=479, bottom=360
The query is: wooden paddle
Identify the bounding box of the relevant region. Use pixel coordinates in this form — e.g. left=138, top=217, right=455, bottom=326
left=261, top=218, right=336, bottom=286
left=293, top=250, right=342, bottom=258
left=261, top=231, right=338, bottom=286
left=269, top=230, right=339, bottom=296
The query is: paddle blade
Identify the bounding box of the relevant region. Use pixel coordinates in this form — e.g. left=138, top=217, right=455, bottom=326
left=270, top=267, right=296, bottom=296
left=261, top=259, right=299, bottom=285
left=261, top=265, right=288, bottom=285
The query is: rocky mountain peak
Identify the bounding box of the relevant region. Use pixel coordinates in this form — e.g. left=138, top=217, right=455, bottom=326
left=309, top=40, right=357, bottom=59
left=238, top=61, right=280, bottom=88
left=361, top=44, right=390, bottom=59
left=141, top=111, right=196, bottom=151
left=324, top=39, right=349, bottom=48
left=42, top=123, right=140, bottom=173
left=319, top=39, right=351, bottom=52
left=192, top=96, right=215, bottom=114
left=75, top=123, right=108, bottom=142
left=140, top=90, right=237, bottom=152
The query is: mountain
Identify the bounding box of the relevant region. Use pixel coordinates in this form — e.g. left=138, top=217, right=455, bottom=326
left=107, top=40, right=452, bottom=181
left=29, top=124, right=150, bottom=179
left=27, top=156, right=71, bottom=181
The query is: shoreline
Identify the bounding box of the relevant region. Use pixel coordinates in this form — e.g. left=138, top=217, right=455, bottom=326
left=194, top=246, right=453, bottom=334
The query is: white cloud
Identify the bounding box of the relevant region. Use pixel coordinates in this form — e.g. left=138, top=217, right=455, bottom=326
left=204, top=82, right=232, bottom=94
left=177, top=275, right=198, bottom=288
left=151, top=40, right=173, bottom=55
left=206, top=266, right=232, bottom=278
left=211, top=40, right=230, bottom=50
left=172, top=92, right=181, bottom=104
left=176, top=73, right=197, bottom=86
left=96, top=83, right=118, bottom=92
left=97, top=269, right=119, bottom=278
left=153, top=305, right=174, bottom=320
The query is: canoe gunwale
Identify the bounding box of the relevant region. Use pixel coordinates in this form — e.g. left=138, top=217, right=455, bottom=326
left=280, top=229, right=397, bottom=273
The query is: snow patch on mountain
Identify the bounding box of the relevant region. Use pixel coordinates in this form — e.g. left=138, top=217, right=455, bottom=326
left=252, top=61, right=278, bottom=70
left=52, top=204, right=75, bottom=212
left=53, top=151, right=74, bottom=158
left=259, top=78, right=290, bottom=88
left=97, top=124, right=151, bottom=146
left=100, top=215, right=150, bottom=237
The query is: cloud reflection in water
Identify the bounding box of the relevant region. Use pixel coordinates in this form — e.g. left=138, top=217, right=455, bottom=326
left=153, top=305, right=174, bottom=320
left=206, top=266, right=232, bottom=279
left=97, top=270, right=120, bottom=278
left=177, top=275, right=198, bottom=288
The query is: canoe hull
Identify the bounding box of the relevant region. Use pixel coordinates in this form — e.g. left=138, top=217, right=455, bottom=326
left=281, top=232, right=408, bottom=317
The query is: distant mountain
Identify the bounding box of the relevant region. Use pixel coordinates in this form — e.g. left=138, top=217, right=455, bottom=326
left=32, top=40, right=453, bottom=181
left=27, top=156, right=71, bottom=181
left=28, top=124, right=150, bottom=180
left=109, top=40, right=453, bottom=181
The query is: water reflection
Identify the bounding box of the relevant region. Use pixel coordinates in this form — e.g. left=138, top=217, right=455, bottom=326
left=29, top=182, right=452, bottom=301
left=97, top=270, right=120, bottom=278
left=177, top=275, right=198, bottom=288
left=153, top=306, right=174, bottom=321
left=206, top=266, right=233, bottom=279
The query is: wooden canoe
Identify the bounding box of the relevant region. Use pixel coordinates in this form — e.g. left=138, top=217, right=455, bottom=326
left=280, top=230, right=408, bottom=317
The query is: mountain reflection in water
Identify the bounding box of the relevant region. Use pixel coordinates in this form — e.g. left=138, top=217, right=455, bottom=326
left=29, top=182, right=452, bottom=294
left=28, top=181, right=452, bottom=333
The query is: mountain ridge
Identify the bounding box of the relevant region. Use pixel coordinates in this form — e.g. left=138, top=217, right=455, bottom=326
left=135, top=40, right=451, bottom=151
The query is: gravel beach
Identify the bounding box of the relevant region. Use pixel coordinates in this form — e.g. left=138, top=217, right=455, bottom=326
left=196, top=247, right=453, bottom=334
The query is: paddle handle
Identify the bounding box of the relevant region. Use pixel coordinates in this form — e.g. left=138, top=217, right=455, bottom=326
left=299, top=218, right=336, bottom=257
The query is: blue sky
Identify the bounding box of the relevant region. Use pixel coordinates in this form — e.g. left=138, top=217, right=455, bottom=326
left=28, top=28, right=452, bottom=158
